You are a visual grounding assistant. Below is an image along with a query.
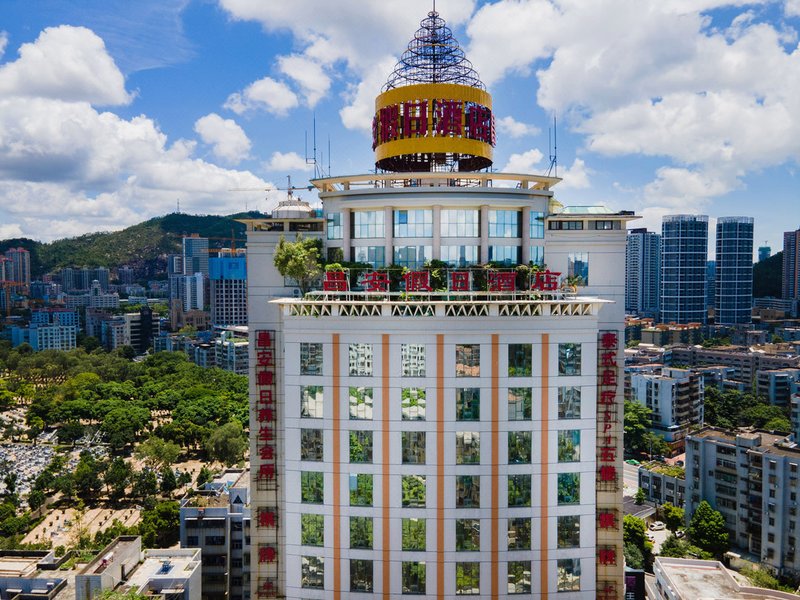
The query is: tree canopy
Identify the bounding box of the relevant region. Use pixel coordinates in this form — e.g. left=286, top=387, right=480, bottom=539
left=273, top=235, right=323, bottom=294
left=687, top=501, right=729, bottom=556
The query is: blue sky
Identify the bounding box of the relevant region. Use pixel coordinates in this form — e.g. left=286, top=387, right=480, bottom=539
left=1, top=0, right=799, bottom=256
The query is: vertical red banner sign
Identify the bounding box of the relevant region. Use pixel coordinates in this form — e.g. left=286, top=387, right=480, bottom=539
left=597, top=329, right=621, bottom=597
left=255, top=330, right=279, bottom=597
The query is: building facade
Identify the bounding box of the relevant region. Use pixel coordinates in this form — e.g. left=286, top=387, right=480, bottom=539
left=183, top=236, right=210, bottom=277
left=660, top=215, right=708, bottom=325
left=686, top=428, right=800, bottom=578
left=625, top=228, right=660, bottom=318
left=784, top=228, right=800, bottom=301
left=714, top=217, right=753, bottom=325
left=627, top=366, right=703, bottom=453
left=246, top=9, right=631, bottom=599
left=210, top=253, right=248, bottom=327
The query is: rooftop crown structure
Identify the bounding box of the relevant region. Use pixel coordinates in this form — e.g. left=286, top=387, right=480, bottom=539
left=373, top=9, right=494, bottom=173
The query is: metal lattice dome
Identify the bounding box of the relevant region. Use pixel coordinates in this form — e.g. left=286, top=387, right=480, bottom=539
left=383, top=9, right=485, bottom=92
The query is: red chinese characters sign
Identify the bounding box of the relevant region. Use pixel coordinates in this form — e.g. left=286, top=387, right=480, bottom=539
left=597, top=330, right=620, bottom=489
left=255, top=330, right=279, bottom=598
left=372, top=99, right=495, bottom=148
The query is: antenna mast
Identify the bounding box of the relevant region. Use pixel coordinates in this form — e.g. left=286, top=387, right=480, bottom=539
left=547, top=114, right=558, bottom=178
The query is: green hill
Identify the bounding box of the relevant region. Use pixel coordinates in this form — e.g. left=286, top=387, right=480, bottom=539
left=753, top=251, right=782, bottom=298
left=0, top=211, right=265, bottom=277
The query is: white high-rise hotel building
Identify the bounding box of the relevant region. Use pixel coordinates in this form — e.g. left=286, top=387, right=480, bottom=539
left=247, top=9, right=633, bottom=600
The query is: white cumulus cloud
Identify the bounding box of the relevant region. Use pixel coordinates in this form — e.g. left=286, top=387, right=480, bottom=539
left=496, top=116, right=541, bottom=138
left=556, top=158, right=591, bottom=190
left=0, top=26, right=271, bottom=241
left=224, top=76, right=299, bottom=116
left=194, top=113, right=251, bottom=164
left=786, top=0, right=800, bottom=16
left=0, top=25, right=131, bottom=105
left=277, top=54, right=331, bottom=108
left=265, top=151, right=313, bottom=173
left=503, top=149, right=544, bottom=173
left=0, top=31, right=8, bottom=60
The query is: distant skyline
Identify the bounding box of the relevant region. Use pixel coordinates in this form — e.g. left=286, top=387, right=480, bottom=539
left=1, top=0, right=799, bottom=255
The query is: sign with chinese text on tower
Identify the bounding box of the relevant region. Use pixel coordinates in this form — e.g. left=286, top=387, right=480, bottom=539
left=597, top=330, right=623, bottom=599
left=373, top=83, right=495, bottom=172
left=254, top=330, right=279, bottom=598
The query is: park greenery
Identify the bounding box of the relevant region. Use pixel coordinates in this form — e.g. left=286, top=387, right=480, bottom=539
left=0, top=343, right=250, bottom=552
left=703, top=387, right=791, bottom=432
left=623, top=515, right=654, bottom=570
left=623, top=400, right=670, bottom=458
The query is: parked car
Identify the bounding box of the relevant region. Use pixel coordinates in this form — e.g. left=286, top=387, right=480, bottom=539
left=649, top=521, right=666, bottom=531
left=675, top=530, right=685, bottom=538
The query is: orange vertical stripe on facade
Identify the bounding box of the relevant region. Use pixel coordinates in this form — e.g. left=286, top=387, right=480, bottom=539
left=332, top=334, right=342, bottom=599
left=540, top=333, right=550, bottom=596
left=382, top=334, right=391, bottom=599
left=491, top=335, right=500, bottom=599
left=436, top=334, right=445, bottom=599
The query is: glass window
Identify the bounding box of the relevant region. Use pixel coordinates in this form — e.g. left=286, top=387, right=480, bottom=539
left=557, top=473, right=580, bottom=505
left=456, top=431, right=480, bottom=465
left=549, top=220, right=584, bottom=231
left=349, top=387, right=374, bottom=420
left=558, top=343, right=581, bottom=376
left=300, top=385, right=323, bottom=418
left=301, top=514, right=324, bottom=546
left=401, top=344, right=426, bottom=377
left=301, top=556, right=324, bottom=589
left=402, top=562, right=426, bottom=595
left=394, top=245, right=432, bottom=269
left=456, top=519, right=480, bottom=551
left=350, top=559, right=373, bottom=593
left=508, top=475, right=532, bottom=507
left=402, top=432, right=426, bottom=464
left=402, top=518, right=426, bottom=551
left=508, top=561, right=531, bottom=594
left=349, top=343, right=373, bottom=376
left=508, top=431, right=532, bottom=464
left=568, top=253, right=589, bottom=286
left=441, top=209, right=479, bottom=237
left=300, top=429, right=323, bottom=461
left=508, top=344, right=532, bottom=377
left=488, top=245, right=521, bottom=265
left=557, top=430, right=581, bottom=462
left=300, top=342, right=323, bottom=375
left=557, top=515, right=580, bottom=548
left=441, top=245, right=480, bottom=267
left=592, top=220, right=615, bottom=230
left=508, top=388, right=532, bottom=420
left=326, top=212, right=342, bottom=240
left=456, top=388, right=480, bottom=420
left=456, top=475, right=480, bottom=508
left=402, top=388, right=426, bottom=420
left=455, top=562, right=480, bottom=595
left=557, top=558, right=581, bottom=592
left=301, top=471, right=324, bottom=504
left=489, top=210, right=520, bottom=238
left=402, top=475, right=426, bottom=508
left=456, top=344, right=480, bottom=377
left=351, top=245, right=385, bottom=268
left=530, top=211, right=545, bottom=239
left=558, top=387, right=581, bottom=419
left=350, top=516, right=373, bottom=549
left=349, top=473, right=373, bottom=506
left=352, top=210, right=385, bottom=239
left=350, top=430, right=373, bottom=463
left=507, top=518, right=531, bottom=550
left=394, top=209, right=433, bottom=237
left=529, top=245, right=544, bottom=267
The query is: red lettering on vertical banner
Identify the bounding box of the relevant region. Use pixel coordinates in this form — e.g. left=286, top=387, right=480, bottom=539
left=255, top=330, right=279, bottom=597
